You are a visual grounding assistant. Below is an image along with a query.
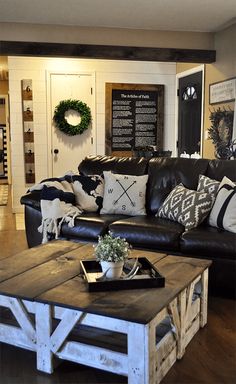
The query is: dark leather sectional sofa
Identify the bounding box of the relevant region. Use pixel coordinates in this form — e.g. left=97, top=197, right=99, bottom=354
left=21, top=155, right=236, bottom=298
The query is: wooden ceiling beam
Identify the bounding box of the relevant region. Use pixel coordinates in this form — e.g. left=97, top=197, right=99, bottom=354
left=0, top=41, right=216, bottom=63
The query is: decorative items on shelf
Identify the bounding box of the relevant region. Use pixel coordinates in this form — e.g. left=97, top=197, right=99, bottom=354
left=208, top=107, right=235, bottom=159
left=180, top=151, right=201, bottom=159
left=21, top=80, right=35, bottom=184
left=94, top=232, right=130, bottom=279
left=53, top=99, right=92, bottom=136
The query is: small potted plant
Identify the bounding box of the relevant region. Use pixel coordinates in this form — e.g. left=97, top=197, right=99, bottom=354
left=94, top=232, right=130, bottom=279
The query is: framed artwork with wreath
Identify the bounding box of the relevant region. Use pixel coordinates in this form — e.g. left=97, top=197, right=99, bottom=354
left=208, top=108, right=235, bottom=159
left=53, top=99, right=92, bottom=136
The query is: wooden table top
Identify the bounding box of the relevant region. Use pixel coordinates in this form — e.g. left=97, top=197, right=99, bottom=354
left=0, top=240, right=211, bottom=324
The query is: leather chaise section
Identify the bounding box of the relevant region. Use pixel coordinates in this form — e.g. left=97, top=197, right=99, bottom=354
left=180, top=225, right=236, bottom=259
left=181, top=226, right=236, bottom=298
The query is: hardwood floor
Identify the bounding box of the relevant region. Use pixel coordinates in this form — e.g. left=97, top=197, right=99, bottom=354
left=0, top=185, right=28, bottom=259
left=0, top=187, right=235, bottom=384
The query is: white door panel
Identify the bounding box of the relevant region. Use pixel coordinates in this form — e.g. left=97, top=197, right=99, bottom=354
left=50, top=73, right=94, bottom=177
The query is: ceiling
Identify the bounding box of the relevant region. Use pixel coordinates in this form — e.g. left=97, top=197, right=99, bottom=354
left=0, top=0, right=235, bottom=33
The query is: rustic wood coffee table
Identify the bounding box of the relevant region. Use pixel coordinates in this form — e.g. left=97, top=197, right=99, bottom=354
left=0, top=240, right=211, bottom=383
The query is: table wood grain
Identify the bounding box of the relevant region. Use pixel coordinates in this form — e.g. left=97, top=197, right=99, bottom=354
left=0, top=240, right=211, bottom=324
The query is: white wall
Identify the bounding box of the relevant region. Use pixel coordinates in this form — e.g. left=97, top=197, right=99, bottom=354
left=8, top=56, right=176, bottom=212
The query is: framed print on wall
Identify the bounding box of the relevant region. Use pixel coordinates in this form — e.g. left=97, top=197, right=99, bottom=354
left=22, top=79, right=33, bottom=100
left=105, top=83, right=164, bottom=157
left=209, top=77, right=236, bottom=105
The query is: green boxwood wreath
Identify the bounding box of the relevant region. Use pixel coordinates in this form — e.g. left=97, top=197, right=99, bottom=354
left=53, top=99, right=92, bottom=136
left=208, top=108, right=234, bottom=159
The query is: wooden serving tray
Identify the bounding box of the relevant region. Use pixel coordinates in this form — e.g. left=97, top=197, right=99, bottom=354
left=80, top=257, right=165, bottom=292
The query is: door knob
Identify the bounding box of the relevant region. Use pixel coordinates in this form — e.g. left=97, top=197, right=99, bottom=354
left=54, top=149, right=59, bottom=154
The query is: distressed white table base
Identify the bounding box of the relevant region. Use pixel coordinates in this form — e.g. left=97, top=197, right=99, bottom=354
left=0, top=269, right=209, bottom=384
left=0, top=296, right=36, bottom=351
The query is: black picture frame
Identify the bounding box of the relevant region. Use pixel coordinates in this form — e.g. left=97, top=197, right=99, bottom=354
left=105, top=83, right=164, bottom=155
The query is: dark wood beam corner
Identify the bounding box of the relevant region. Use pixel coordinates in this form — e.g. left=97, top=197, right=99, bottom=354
left=0, top=40, right=216, bottom=63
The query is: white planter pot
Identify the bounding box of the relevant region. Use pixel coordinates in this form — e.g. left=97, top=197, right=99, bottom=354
left=100, top=260, right=124, bottom=279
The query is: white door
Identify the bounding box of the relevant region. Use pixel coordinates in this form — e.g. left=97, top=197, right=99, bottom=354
left=50, top=73, right=95, bottom=177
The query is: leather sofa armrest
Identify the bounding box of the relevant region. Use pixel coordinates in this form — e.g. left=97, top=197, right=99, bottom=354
left=20, top=191, right=41, bottom=210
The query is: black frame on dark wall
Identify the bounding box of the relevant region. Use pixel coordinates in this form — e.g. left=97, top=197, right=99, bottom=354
left=0, top=41, right=216, bottom=63
left=105, top=83, right=164, bottom=156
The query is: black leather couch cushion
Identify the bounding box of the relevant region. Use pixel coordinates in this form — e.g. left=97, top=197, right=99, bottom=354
left=146, top=157, right=209, bottom=214
left=60, top=213, right=129, bottom=242
left=109, top=216, right=184, bottom=251
left=180, top=225, right=236, bottom=259
left=78, top=155, right=148, bottom=176
left=207, top=257, right=236, bottom=299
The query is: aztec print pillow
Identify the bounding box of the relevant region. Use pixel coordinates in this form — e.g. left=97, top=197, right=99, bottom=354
left=197, top=174, right=220, bottom=198
left=68, top=174, right=104, bottom=212
left=209, top=176, right=236, bottom=233
left=100, top=171, right=148, bottom=216
left=157, top=184, right=214, bottom=231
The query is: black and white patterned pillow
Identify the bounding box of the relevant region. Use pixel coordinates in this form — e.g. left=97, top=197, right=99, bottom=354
left=209, top=176, right=236, bottom=233
left=156, top=184, right=214, bottom=231
left=69, top=174, right=104, bottom=212
left=100, top=171, right=148, bottom=216
left=197, top=174, right=220, bottom=198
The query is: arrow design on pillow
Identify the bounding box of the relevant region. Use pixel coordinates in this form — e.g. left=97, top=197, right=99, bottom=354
left=113, top=180, right=137, bottom=207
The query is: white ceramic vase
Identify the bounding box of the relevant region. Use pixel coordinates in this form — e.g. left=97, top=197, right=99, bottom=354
left=100, top=260, right=124, bottom=279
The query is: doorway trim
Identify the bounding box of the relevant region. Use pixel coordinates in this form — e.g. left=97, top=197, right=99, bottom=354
left=46, top=70, right=96, bottom=178
left=175, top=64, right=205, bottom=157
